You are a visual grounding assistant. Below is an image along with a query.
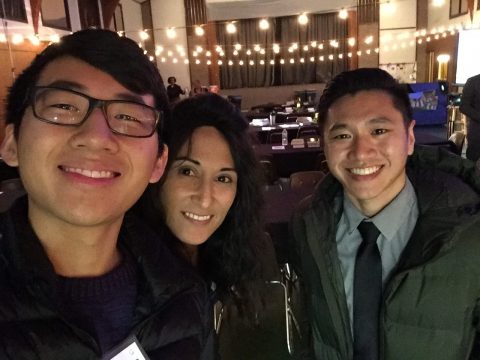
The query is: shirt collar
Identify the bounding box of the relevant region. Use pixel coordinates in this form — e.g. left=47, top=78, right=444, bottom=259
left=343, top=178, right=417, bottom=240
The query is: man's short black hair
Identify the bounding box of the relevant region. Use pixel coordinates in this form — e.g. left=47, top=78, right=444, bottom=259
left=317, top=68, right=413, bottom=133
left=167, top=76, right=176, bottom=83
left=7, top=29, right=169, bottom=146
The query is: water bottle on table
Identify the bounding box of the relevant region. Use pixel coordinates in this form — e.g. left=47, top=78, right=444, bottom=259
left=282, top=128, right=288, bottom=146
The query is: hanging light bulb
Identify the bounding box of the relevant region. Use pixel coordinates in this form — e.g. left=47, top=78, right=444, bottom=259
left=49, top=34, right=60, bottom=43
left=226, top=22, right=237, bottom=34
left=259, top=19, right=269, bottom=30
left=166, top=28, right=177, bottom=39
left=195, top=26, right=205, bottom=36
left=12, top=34, right=24, bottom=44
left=298, top=13, right=308, bottom=25
left=338, top=9, right=348, bottom=19
left=28, top=34, right=40, bottom=46
left=139, top=30, right=149, bottom=40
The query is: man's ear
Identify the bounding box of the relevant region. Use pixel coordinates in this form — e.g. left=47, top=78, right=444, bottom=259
left=1, top=124, right=19, bottom=167
left=149, top=145, right=168, bottom=183
left=407, top=120, right=416, bottom=155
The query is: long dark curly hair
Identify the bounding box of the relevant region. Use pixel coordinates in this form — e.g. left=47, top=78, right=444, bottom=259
left=135, top=93, right=264, bottom=303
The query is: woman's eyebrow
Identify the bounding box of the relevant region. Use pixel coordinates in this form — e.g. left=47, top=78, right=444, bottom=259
left=174, top=156, right=237, bottom=172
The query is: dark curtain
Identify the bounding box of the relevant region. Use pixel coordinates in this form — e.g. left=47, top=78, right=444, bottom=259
left=217, top=18, right=275, bottom=89
left=218, top=12, right=348, bottom=89
left=277, top=12, right=348, bottom=85
left=0, top=0, right=27, bottom=22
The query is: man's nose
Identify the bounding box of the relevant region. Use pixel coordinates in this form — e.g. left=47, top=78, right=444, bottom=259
left=69, top=108, right=119, bottom=152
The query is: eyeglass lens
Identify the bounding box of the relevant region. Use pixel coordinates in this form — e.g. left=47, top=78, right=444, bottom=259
left=33, top=87, right=158, bottom=137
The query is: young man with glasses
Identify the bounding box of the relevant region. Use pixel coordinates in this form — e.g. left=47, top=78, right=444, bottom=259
left=290, top=68, right=480, bottom=359
left=0, top=29, right=213, bottom=359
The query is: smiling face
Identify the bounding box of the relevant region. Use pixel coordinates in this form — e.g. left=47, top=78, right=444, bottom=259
left=160, top=126, right=238, bottom=247
left=323, top=90, right=415, bottom=216
left=1, top=56, right=167, bottom=234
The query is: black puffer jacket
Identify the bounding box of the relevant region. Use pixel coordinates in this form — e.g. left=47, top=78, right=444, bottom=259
left=0, top=197, right=214, bottom=359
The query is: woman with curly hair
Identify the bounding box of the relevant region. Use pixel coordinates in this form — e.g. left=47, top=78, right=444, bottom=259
left=135, top=93, right=266, bottom=316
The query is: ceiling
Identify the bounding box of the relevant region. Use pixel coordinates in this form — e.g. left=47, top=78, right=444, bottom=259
left=205, top=0, right=356, bottom=21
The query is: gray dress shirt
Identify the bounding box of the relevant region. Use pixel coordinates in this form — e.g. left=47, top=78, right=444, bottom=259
left=335, top=178, right=419, bottom=330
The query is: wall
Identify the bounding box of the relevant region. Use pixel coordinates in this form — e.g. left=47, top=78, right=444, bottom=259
left=220, top=83, right=326, bottom=110
left=150, top=0, right=191, bottom=90
left=206, top=0, right=356, bottom=21
left=378, top=0, right=416, bottom=78
left=120, top=0, right=143, bottom=43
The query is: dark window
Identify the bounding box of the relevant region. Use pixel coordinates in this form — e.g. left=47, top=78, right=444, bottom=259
left=78, top=0, right=101, bottom=29
left=41, top=0, right=71, bottom=30
left=450, top=0, right=468, bottom=18
left=0, top=0, right=27, bottom=22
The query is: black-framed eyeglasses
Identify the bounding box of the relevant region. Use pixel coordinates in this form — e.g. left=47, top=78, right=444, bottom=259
left=29, top=86, right=162, bottom=138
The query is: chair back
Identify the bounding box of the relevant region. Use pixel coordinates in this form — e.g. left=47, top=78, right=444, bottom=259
left=296, top=125, right=320, bottom=139
left=259, top=159, right=279, bottom=186
left=268, top=129, right=284, bottom=144
left=290, top=170, right=325, bottom=190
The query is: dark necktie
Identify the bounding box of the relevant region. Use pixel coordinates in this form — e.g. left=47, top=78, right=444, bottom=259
left=353, top=221, right=382, bottom=360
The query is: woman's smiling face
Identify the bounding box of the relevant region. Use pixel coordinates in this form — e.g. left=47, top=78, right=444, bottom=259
left=160, top=126, right=238, bottom=247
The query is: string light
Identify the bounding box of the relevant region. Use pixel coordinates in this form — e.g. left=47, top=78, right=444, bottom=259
left=139, top=30, right=149, bottom=40
left=28, top=34, right=40, bottom=46
left=195, top=26, right=205, bottom=36
left=338, top=9, right=348, bottom=19
left=226, top=22, right=237, bottom=34
left=259, top=19, right=269, bottom=30
left=12, top=34, right=24, bottom=44
left=298, top=13, right=308, bottom=25
left=364, top=35, right=373, bottom=44
left=0, top=9, right=462, bottom=69
left=49, top=34, right=60, bottom=43
left=166, top=28, right=176, bottom=39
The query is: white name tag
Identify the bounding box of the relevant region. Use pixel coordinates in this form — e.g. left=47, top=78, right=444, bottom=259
left=104, top=336, right=150, bottom=360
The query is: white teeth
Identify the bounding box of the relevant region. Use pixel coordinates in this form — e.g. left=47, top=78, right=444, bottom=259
left=63, top=167, right=115, bottom=179
left=350, top=166, right=381, bottom=175
left=184, top=211, right=212, bottom=221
